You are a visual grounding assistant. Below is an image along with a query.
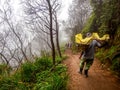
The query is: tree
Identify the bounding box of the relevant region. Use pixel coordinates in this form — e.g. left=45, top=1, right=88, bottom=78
left=54, top=11, right=62, bottom=58
left=23, top=0, right=62, bottom=65
left=65, top=0, right=92, bottom=43
left=0, top=0, right=32, bottom=69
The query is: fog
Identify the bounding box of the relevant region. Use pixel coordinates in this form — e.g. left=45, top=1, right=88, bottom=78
left=0, top=0, right=73, bottom=68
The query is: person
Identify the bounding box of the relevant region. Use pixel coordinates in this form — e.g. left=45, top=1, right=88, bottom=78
left=78, top=33, right=106, bottom=77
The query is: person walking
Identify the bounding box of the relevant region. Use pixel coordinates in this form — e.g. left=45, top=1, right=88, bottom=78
left=78, top=33, right=106, bottom=77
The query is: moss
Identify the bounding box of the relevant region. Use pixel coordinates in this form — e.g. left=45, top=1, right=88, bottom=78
left=81, top=13, right=96, bottom=34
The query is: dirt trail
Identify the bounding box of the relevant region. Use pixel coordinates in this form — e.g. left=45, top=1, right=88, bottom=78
left=63, top=49, right=120, bottom=90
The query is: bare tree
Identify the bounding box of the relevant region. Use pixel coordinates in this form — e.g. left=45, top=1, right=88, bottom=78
left=66, top=0, right=92, bottom=37
left=0, top=32, right=9, bottom=64
left=0, top=0, right=32, bottom=69
left=23, top=0, right=62, bottom=65
left=53, top=11, right=62, bottom=58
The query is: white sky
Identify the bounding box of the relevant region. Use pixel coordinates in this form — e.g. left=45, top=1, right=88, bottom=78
left=10, top=0, right=73, bottom=21
left=0, top=0, right=72, bottom=20
left=0, top=0, right=72, bottom=42
left=58, top=0, right=73, bottom=43
left=58, top=0, right=73, bottom=21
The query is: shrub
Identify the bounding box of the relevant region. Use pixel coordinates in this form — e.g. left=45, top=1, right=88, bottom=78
left=34, top=64, right=68, bottom=90
left=34, top=57, right=52, bottom=72
left=0, top=64, right=12, bottom=76
left=0, top=77, right=17, bottom=90
left=111, top=57, right=120, bottom=74
left=0, top=57, right=68, bottom=90
left=21, top=62, right=36, bottom=83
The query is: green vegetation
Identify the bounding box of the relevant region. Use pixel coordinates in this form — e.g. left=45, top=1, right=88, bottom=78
left=0, top=56, right=68, bottom=90
left=81, top=0, right=120, bottom=77
left=81, top=13, right=96, bottom=34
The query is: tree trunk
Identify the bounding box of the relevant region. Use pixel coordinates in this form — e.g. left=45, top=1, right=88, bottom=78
left=46, top=0, right=56, bottom=65
left=55, top=13, right=62, bottom=58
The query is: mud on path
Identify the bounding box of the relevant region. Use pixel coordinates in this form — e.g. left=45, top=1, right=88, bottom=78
left=63, top=49, right=120, bottom=90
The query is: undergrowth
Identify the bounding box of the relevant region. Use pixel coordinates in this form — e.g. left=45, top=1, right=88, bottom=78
left=0, top=56, right=68, bottom=90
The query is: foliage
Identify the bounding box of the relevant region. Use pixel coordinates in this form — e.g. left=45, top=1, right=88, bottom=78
left=110, top=57, right=120, bottom=76
left=96, top=46, right=120, bottom=76
left=80, top=0, right=120, bottom=77
left=0, top=75, right=29, bottom=90
left=34, top=64, right=68, bottom=90
left=81, top=13, right=96, bottom=34
left=0, top=77, right=17, bottom=90
left=21, top=62, right=36, bottom=83
left=96, top=46, right=117, bottom=63
left=84, top=0, right=120, bottom=38
left=0, top=64, right=12, bottom=78
left=34, top=57, right=52, bottom=71
left=113, top=26, right=120, bottom=45
left=0, top=56, right=68, bottom=90
left=60, top=46, right=66, bottom=54
left=55, top=56, right=64, bottom=64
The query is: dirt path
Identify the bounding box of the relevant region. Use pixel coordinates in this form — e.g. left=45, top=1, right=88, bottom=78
left=63, top=49, right=120, bottom=90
